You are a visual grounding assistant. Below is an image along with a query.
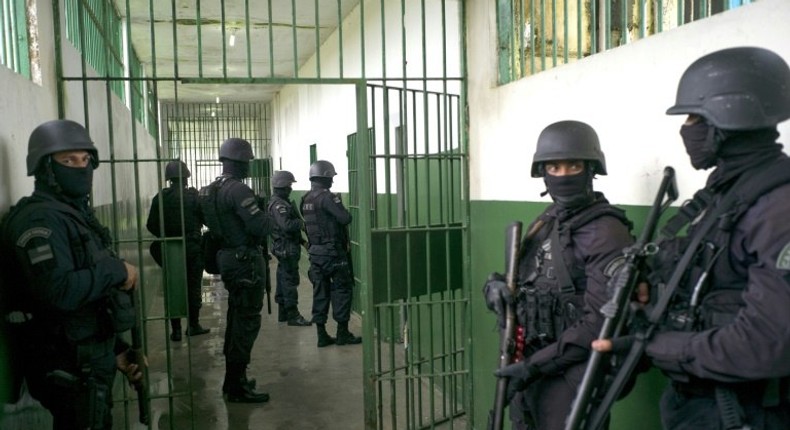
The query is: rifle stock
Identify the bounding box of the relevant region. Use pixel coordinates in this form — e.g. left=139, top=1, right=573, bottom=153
left=564, top=166, right=678, bottom=430
left=130, top=291, right=150, bottom=426
left=488, top=221, right=523, bottom=430
left=264, top=253, right=272, bottom=315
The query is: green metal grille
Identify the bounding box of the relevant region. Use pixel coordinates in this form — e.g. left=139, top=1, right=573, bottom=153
left=497, top=0, right=755, bottom=83
left=0, top=0, right=30, bottom=77
left=350, top=84, right=468, bottom=430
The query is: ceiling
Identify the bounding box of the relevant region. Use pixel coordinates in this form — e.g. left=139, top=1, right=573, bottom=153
left=116, top=0, right=360, bottom=103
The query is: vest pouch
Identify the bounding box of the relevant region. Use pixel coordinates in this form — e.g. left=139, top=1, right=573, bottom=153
left=558, top=292, right=585, bottom=330
left=202, top=230, right=222, bottom=274
left=107, top=289, right=136, bottom=333
left=698, top=288, right=744, bottom=329
left=535, top=285, right=557, bottom=342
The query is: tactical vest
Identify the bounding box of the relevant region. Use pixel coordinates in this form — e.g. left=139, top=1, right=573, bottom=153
left=301, top=189, right=344, bottom=254
left=159, top=185, right=202, bottom=238
left=268, top=195, right=302, bottom=258
left=516, top=200, right=632, bottom=347
left=655, top=158, right=790, bottom=333
left=0, top=193, right=124, bottom=343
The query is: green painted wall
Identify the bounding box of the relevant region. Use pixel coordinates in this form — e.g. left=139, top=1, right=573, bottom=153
left=469, top=199, right=670, bottom=430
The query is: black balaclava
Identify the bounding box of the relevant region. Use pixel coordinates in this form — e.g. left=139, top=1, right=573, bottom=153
left=222, top=159, right=250, bottom=179
left=705, top=127, right=782, bottom=190
left=542, top=163, right=595, bottom=209
left=49, top=158, right=94, bottom=198
left=679, top=120, right=722, bottom=170
left=273, top=187, right=292, bottom=199
left=311, top=177, right=333, bottom=189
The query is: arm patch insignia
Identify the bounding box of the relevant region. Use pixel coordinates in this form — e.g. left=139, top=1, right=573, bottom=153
left=776, top=242, right=790, bottom=270
left=16, top=227, right=52, bottom=247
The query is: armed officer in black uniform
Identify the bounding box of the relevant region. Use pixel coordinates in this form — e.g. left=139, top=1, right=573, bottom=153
left=267, top=170, right=311, bottom=327
left=300, top=160, right=362, bottom=347
left=199, top=137, right=271, bottom=403
left=146, top=160, right=210, bottom=342
left=485, top=121, right=634, bottom=430
left=0, top=119, right=144, bottom=429
left=593, top=47, right=790, bottom=430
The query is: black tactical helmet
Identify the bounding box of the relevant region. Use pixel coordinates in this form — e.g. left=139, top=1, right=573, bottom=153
left=530, top=120, right=606, bottom=177
left=219, top=138, right=254, bottom=162
left=666, top=47, right=790, bottom=130
left=165, top=160, right=191, bottom=180
left=309, top=160, right=337, bottom=180
left=272, top=170, right=297, bottom=188
left=27, top=119, right=99, bottom=176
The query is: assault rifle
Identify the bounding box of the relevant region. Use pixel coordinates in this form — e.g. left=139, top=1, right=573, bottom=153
left=564, top=166, right=678, bottom=430
left=264, top=252, right=273, bottom=315
left=487, top=221, right=523, bottom=430
left=488, top=219, right=546, bottom=430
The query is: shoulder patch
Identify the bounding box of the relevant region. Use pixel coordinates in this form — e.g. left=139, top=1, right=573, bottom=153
left=332, top=194, right=342, bottom=204
left=277, top=206, right=288, bottom=214
left=241, top=197, right=261, bottom=215
left=27, top=244, right=54, bottom=265
left=603, top=255, right=627, bottom=278
left=17, top=227, right=52, bottom=247
left=776, top=242, right=790, bottom=270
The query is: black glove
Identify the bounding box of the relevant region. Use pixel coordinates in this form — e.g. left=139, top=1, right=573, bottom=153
left=494, top=362, right=541, bottom=404
left=482, top=272, right=512, bottom=319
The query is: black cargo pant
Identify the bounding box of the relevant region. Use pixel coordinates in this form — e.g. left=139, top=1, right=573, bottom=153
left=218, top=247, right=265, bottom=366
left=274, top=252, right=301, bottom=309
left=307, top=253, right=353, bottom=325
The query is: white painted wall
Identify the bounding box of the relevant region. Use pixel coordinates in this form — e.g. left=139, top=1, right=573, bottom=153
left=467, top=0, right=790, bottom=206
left=270, top=0, right=462, bottom=193
left=0, top=2, right=58, bottom=211
left=0, top=1, right=158, bottom=213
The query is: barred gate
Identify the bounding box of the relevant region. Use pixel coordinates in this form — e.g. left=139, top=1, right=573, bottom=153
left=349, top=84, right=468, bottom=430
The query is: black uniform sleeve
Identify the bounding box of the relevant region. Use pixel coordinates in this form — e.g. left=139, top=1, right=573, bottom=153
left=14, top=210, right=128, bottom=312
left=319, top=192, right=352, bottom=226
left=528, top=214, right=633, bottom=369
left=646, top=184, right=790, bottom=381
left=270, top=200, right=303, bottom=234
left=227, top=181, right=272, bottom=240
left=145, top=193, right=162, bottom=237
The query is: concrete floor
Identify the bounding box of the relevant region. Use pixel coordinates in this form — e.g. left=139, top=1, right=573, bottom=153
left=1, top=259, right=365, bottom=430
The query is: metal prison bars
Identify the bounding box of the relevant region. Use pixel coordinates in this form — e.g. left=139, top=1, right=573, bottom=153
left=496, top=0, right=755, bottom=84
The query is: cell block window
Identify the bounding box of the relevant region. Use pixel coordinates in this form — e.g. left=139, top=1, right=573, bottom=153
left=0, top=0, right=32, bottom=79
left=497, top=0, right=754, bottom=84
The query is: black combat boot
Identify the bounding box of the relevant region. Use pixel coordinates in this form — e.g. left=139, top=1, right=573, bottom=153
left=336, top=321, right=362, bottom=346
left=316, top=324, right=336, bottom=347
left=170, top=319, right=182, bottom=342
left=186, top=309, right=210, bottom=336
left=277, top=303, right=287, bottom=322
left=222, top=365, right=257, bottom=394
left=223, top=363, right=268, bottom=403
left=286, top=307, right=311, bottom=327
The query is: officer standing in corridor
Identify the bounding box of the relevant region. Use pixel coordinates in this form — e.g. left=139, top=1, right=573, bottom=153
left=199, top=137, right=271, bottom=403
left=0, top=119, right=144, bottom=428
left=300, top=160, right=362, bottom=347
left=267, top=170, right=311, bottom=327
left=146, top=160, right=210, bottom=342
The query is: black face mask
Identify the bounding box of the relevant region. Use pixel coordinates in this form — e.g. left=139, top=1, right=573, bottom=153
left=51, top=162, right=94, bottom=198
left=223, top=160, right=250, bottom=179
left=543, top=171, right=593, bottom=209
left=274, top=187, right=292, bottom=199
left=680, top=121, right=719, bottom=170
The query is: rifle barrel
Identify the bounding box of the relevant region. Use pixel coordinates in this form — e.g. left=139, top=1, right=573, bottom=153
left=564, top=166, right=677, bottom=430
